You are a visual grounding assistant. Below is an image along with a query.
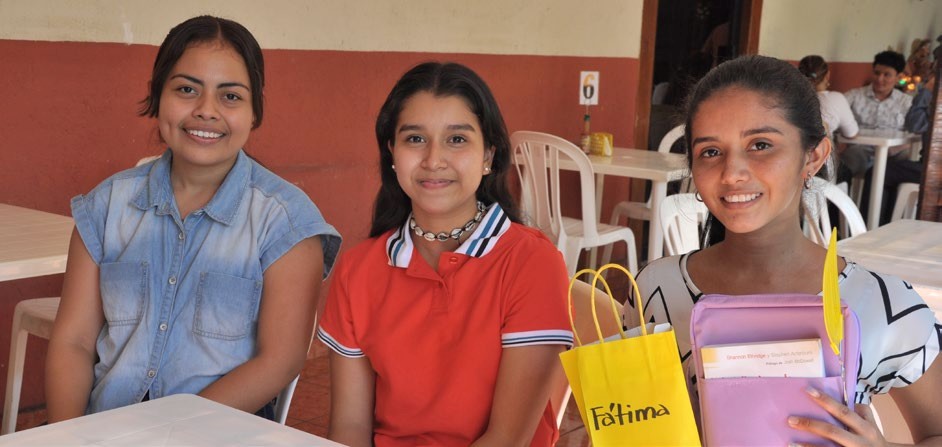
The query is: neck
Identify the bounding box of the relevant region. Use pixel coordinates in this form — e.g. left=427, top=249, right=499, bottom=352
left=169, top=157, right=235, bottom=217
left=872, top=87, right=892, bottom=101
left=410, top=201, right=483, bottom=270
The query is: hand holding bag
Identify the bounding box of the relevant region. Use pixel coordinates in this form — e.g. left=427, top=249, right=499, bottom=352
left=690, top=233, right=861, bottom=446
left=559, top=264, right=700, bottom=446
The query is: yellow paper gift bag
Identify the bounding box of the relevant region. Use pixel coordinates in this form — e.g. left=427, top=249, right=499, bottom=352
left=559, top=264, right=700, bottom=446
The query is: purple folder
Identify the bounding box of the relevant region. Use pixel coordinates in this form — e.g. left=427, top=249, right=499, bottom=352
left=690, top=294, right=861, bottom=446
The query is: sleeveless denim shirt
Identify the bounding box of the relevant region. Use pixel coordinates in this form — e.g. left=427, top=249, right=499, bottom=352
left=71, top=150, right=341, bottom=414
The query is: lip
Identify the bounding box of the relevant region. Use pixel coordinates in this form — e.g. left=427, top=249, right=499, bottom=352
left=183, top=127, right=227, bottom=144
left=418, top=178, right=454, bottom=189
left=720, top=192, right=762, bottom=207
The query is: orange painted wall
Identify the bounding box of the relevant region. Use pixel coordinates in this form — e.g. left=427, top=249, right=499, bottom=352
left=0, top=39, right=639, bottom=411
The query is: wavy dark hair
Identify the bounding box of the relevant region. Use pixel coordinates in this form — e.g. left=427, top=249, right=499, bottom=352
left=139, top=16, right=265, bottom=129
left=683, top=55, right=827, bottom=247
left=369, top=62, right=521, bottom=237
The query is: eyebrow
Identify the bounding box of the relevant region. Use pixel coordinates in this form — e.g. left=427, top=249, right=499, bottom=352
left=169, top=74, right=250, bottom=91
left=691, top=126, right=783, bottom=146
left=397, top=123, right=477, bottom=133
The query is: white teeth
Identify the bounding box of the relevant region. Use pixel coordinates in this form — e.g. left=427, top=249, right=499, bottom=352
left=725, top=193, right=760, bottom=203
left=187, top=129, right=223, bottom=139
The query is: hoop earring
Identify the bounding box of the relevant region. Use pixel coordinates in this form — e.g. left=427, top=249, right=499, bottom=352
left=695, top=192, right=703, bottom=202
left=803, top=173, right=813, bottom=190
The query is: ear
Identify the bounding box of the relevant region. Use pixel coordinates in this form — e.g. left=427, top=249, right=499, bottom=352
left=483, top=146, right=495, bottom=173
left=805, top=136, right=832, bottom=177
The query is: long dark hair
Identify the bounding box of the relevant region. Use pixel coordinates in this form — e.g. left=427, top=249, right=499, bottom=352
left=369, top=62, right=521, bottom=237
left=683, top=55, right=827, bottom=247
left=139, top=16, right=265, bottom=129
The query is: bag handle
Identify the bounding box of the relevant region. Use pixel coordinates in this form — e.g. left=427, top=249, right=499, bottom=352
left=567, top=263, right=642, bottom=347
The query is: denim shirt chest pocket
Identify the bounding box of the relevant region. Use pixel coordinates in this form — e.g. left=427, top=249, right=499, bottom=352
left=99, top=261, right=149, bottom=325
left=193, top=271, right=262, bottom=340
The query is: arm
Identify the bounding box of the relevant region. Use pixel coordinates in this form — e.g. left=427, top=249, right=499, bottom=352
left=45, top=228, right=105, bottom=422
left=889, top=355, right=942, bottom=445
left=326, top=353, right=376, bottom=447
left=788, top=358, right=942, bottom=447
left=470, top=344, right=565, bottom=447
left=198, top=236, right=324, bottom=412
left=836, top=94, right=860, bottom=139
left=904, top=82, right=933, bottom=135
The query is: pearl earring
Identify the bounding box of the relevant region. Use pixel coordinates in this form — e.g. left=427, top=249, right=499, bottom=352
left=484, top=166, right=490, bottom=173
left=391, top=164, right=396, bottom=171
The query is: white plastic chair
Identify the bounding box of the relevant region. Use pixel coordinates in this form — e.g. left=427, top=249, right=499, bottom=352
left=804, top=177, right=867, bottom=247
left=549, top=281, right=624, bottom=428
left=512, top=131, right=638, bottom=275
left=2, top=298, right=60, bottom=434
left=609, top=125, right=685, bottom=226
left=890, top=182, right=919, bottom=221
left=658, top=193, right=709, bottom=256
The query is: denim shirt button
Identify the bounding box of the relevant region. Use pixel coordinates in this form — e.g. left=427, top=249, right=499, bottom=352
left=159, top=323, right=168, bottom=331
left=178, top=232, right=184, bottom=240
left=147, top=370, right=156, bottom=378
left=168, top=276, right=177, bottom=285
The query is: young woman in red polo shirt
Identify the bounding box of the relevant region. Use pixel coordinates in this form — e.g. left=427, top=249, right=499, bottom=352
left=317, top=62, right=574, bottom=446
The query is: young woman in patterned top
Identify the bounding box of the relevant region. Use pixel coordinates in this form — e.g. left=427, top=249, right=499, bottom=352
left=625, top=55, right=941, bottom=446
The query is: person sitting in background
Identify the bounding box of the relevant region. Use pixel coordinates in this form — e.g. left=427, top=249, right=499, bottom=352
left=906, top=38, right=932, bottom=80
left=841, top=50, right=913, bottom=182
left=798, top=55, right=859, bottom=140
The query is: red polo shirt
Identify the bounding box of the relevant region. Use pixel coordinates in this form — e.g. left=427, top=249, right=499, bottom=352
left=318, top=204, right=572, bottom=446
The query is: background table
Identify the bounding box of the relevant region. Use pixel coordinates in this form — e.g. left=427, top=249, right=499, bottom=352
left=0, top=394, right=344, bottom=446
left=837, top=129, right=920, bottom=230
left=837, top=219, right=942, bottom=291
left=559, top=147, right=688, bottom=261
left=0, top=204, right=74, bottom=281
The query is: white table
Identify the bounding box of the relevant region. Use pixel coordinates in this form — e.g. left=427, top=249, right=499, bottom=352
left=0, top=394, right=343, bottom=446
left=0, top=203, right=73, bottom=435
left=559, top=147, right=688, bottom=261
left=0, top=204, right=74, bottom=281
left=838, top=129, right=920, bottom=230
left=838, top=220, right=942, bottom=317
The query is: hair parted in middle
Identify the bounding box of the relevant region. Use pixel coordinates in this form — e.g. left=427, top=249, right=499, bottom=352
left=370, top=62, right=521, bottom=237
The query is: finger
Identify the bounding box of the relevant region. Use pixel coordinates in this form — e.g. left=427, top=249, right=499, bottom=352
left=787, top=415, right=860, bottom=446
left=804, top=387, right=870, bottom=434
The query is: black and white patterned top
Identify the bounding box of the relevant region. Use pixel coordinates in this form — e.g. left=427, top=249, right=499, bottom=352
left=623, top=252, right=941, bottom=405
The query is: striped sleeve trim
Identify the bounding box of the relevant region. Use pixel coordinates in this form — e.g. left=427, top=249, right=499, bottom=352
left=502, top=329, right=574, bottom=348
left=316, top=327, right=364, bottom=358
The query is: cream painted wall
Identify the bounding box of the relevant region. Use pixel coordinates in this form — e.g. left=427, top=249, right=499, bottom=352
left=759, top=0, right=941, bottom=62
left=0, top=0, right=643, bottom=57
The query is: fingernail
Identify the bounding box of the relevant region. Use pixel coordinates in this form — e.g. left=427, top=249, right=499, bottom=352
left=787, top=416, right=800, bottom=427
left=805, top=386, right=821, bottom=398
left=788, top=443, right=802, bottom=447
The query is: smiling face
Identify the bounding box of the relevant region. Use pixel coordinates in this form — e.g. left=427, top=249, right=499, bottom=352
left=871, top=63, right=900, bottom=99
left=390, top=92, right=493, bottom=229
left=158, top=41, right=253, bottom=172
left=690, top=87, right=827, bottom=236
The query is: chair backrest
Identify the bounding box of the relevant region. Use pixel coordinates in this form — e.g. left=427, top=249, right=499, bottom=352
left=804, top=177, right=867, bottom=246
left=511, top=131, right=601, bottom=246
left=890, top=182, right=919, bottom=221
left=136, top=155, right=161, bottom=167
left=549, top=280, right=625, bottom=427
left=657, top=124, right=685, bottom=154
left=658, top=193, right=709, bottom=256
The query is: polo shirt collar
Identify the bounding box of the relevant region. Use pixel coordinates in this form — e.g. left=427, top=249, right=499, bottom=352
left=132, top=149, right=250, bottom=225
left=385, top=202, right=512, bottom=268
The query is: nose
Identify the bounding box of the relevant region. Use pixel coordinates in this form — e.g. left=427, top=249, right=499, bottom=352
left=422, top=140, right=447, bottom=170
left=192, top=94, right=219, bottom=121
left=720, top=151, right=749, bottom=185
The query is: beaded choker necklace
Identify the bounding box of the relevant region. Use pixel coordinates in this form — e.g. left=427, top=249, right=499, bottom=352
left=410, top=201, right=486, bottom=242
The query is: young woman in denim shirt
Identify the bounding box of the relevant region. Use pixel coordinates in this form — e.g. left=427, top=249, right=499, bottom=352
left=45, top=16, right=341, bottom=421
